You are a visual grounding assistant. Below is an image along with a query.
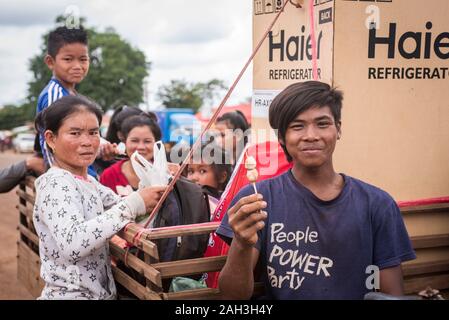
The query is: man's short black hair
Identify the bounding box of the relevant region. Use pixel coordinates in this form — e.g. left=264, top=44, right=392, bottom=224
left=47, top=26, right=88, bottom=58
left=269, top=81, right=343, bottom=162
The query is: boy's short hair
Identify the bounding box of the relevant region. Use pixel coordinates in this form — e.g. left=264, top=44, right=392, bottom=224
left=47, top=26, right=88, bottom=58
left=269, top=81, right=343, bottom=162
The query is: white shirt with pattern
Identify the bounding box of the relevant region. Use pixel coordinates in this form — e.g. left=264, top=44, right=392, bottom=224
left=33, top=167, right=146, bottom=300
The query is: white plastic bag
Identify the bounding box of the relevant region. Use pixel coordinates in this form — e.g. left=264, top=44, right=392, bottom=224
left=130, top=141, right=170, bottom=188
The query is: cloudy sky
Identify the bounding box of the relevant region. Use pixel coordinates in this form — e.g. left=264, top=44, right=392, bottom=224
left=0, top=0, right=253, bottom=109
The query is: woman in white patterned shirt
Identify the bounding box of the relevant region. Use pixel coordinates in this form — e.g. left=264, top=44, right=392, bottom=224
left=33, top=95, right=167, bottom=299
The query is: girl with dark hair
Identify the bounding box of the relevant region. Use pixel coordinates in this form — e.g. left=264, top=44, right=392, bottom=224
left=105, top=105, right=142, bottom=144
left=215, top=110, right=250, bottom=165
left=100, top=113, right=177, bottom=197
left=187, top=141, right=233, bottom=200
left=33, top=95, right=167, bottom=299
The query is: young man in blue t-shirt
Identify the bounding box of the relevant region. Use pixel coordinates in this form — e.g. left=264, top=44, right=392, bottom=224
left=36, top=26, right=117, bottom=178
left=217, top=81, right=416, bottom=300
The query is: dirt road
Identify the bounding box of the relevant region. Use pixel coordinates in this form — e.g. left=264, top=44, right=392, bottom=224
left=0, top=151, right=33, bottom=299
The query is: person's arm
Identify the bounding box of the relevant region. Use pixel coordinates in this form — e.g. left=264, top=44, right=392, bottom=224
left=218, top=193, right=267, bottom=299
left=220, top=240, right=260, bottom=299
left=380, top=265, right=404, bottom=295
left=96, top=179, right=167, bottom=213
left=0, top=160, right=27, bottom=193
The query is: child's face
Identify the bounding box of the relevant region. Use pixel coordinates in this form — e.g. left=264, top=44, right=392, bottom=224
left=47, top=42, right=89, bottom=87
left=187, top=164, right=218, bottom=189
left=125, top=125, right=155, bottom=162
left=283, top=106, right=340, bottom=170
left=214, top=121, right=237, bottom=152
left=45, top=110, right=100, bottom=175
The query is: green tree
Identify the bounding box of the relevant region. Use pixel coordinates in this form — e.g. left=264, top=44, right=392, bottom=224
left=0, top=101, right=35, bottom=130
left=156, top=79, right=227, bottom=113
left=27, top=16, right=150, bottom=111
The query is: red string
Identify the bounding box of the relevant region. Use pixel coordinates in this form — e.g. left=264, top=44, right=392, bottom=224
left=123, top=226, right=146, bottom=267
left=132, top=228, right=145, bottom=246
left=397, top=196, right=449, bottom=208
left=309, top=0, right=319, bottom=80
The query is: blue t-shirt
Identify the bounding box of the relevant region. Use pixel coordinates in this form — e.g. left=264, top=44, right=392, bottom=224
left=36, top=78, right=97, bottom=178
left=216, top=170, right=416, bottom=300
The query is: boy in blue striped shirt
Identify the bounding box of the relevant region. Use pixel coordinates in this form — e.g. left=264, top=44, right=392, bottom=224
left=36, top=26, right=116, bottom=178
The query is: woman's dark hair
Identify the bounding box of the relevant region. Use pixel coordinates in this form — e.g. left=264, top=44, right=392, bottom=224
left=35, top=95, right=103, bottom=135
left=47, top=26, right=88, bottom=58
left=269, top=81, right=343, bottom=162
left=120, top=112, right=162, bottom=142
left=105, top=106, right=142, bottom=143
left=216, top=111, right=250, bottom=146
left=191, top=141, right=233, bottom=192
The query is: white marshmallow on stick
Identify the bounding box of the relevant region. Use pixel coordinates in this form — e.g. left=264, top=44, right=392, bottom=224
left=245, top=155, right=258, bottom=194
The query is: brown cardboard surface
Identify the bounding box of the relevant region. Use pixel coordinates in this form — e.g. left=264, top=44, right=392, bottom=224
left=333, top=0, right=449, bottom=200
left=252, top=0, right=449, bottom=200
left=253, top=0, right=334, bottom=90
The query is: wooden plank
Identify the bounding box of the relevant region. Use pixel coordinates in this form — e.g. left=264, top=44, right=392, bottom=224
left=142, top=222, right=220, bottom=240
left=152, top=256, right=227, bottom=278
left=18, top=223, right=39, bottom=246
left=17, top=203, right=34, bottom=221
left=16, top=188, right=35, bottom=205
left=122, top=222, right=219, bottom=242
left=141, top=240, right=159, bottom=261
left=111, top=265, right=162, bottom=300
left=406, top=247, right=449, bottom=264
left=109, top=242, right=163, bottom=288
left=117, top=229, right=160, bottom=260
left=18, top=182, right=31, bottom=245
left=404, top=273, right=449, bottom=294
left=403, top=260, right=449, bottom=277
left=163, top=287, right=222, bottom=300
left=401, top=203, right=449, bottom=214
left=25, top=176, right=36, bottom=190
left=17, top=240, right=44, bottom=298
left=403, top=212, right=449, bottom=236
left=411, top=234, right=449, bottom=249
left=17, top=202, right=37, bottom=237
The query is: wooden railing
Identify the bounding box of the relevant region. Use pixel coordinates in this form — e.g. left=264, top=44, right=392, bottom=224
left=17, top=175, right=449, bottom=299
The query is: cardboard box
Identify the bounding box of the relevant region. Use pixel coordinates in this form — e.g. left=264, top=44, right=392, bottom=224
left=252, top=0, right=449, bottom=200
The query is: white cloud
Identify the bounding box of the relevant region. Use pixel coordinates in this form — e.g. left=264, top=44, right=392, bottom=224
left=0, top=0, right=253, bottom=108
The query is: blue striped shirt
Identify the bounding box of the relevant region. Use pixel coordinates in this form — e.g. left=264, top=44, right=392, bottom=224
left=36, top=78, right=97, bottom=178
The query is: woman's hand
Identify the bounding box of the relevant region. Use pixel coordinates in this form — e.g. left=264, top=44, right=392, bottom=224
left=138, top=185, right=168, bottom=213
left=228, top=193, right=267, bottom=248
left=99, top=141, right=120, bottom=161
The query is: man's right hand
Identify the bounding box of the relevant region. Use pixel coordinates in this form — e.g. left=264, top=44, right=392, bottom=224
left=137, top=186, right=168, bottom=213
left=228, top=193, right=267, bottom=247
